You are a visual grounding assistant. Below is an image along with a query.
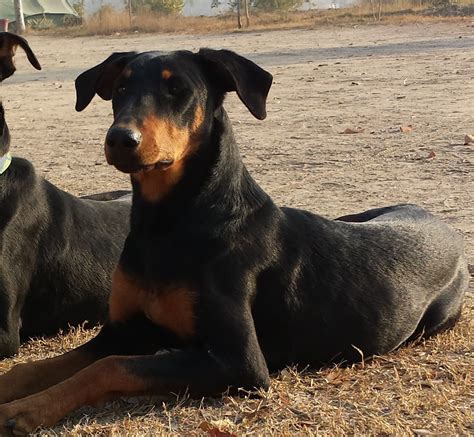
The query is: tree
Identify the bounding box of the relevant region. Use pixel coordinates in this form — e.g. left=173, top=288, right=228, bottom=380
left=131, top=0, right=184, bottom=15
left=236, top=0, right=242, bottom=28
left=212, top=0, right=250, bottom=28
left=14, top=0, right=26, bottom=34
left=244, top=0, right=249, bottom=26
left=252, top=0, right=304, bottom=12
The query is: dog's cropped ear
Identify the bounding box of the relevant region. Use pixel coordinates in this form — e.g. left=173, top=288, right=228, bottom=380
left=198, top=49, right=273, bottom=120
left=0, top=32, right=41, bottom=81
left=75, top=52, right=138, bottom=112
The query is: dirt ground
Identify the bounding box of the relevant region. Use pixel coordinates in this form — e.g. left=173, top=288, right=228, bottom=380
left=1, top=22, right=473, bottom=435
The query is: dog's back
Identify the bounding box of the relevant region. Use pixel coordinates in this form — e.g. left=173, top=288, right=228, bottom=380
left=17, top=169, right=130, bottom=338
left=252, top=203, right=468, bottom=370
left=0, top=156, right=130, bottom=352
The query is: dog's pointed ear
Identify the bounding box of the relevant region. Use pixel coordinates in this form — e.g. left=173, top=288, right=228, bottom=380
left=75, top=52, right=138, bottom=112
left=198, top=49, right=273, bottom=120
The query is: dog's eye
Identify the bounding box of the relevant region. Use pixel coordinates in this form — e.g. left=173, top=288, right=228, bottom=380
left=117, top=86, right=127, bottom=95
left=167, top=77, right=184, bottom=96
left=169, top=85, right=179, bottom=95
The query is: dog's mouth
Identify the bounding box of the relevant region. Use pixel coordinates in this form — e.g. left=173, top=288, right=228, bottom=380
left=112, top=159, right=174, bottom=174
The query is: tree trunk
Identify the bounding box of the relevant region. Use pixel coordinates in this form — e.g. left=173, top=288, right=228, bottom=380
left=237, top=0, right=242, bottom=29
left=377, top=0, right=382, bottom=21
left=244, top=0, right=250, bottom=27
left=14, top=0, right=26, bottom=35
left=369, top=0, right=376, bottom=21
left=127, top=0, right=132, bottom=29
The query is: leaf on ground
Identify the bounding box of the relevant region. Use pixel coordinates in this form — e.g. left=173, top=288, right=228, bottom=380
left=464, top=134, right=474, bottom=145
left=400, top=125, right=413, bottom=132
left=325, top=371, right=346, bottom=386
left=199, top=420, right=237, bottom=437
left=412, top=429, right=434, bottom=436
left=427, top=150, right=436, bottom=159
left=342, top=127, right=365, bottom=134
left=468, top=264, right=474, bottom=276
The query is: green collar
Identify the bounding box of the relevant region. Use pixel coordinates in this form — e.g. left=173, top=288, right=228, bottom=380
left=0, top=152, right=12, bottom=175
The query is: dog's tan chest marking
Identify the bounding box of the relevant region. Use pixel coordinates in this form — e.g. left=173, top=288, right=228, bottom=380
left=110, top=267, right=195, bottom=338
left=133, top=164, right=185, bottom=203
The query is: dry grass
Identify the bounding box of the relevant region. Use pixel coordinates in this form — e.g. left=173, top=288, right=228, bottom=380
left=1, top=290, right=472, bottom=435
left=37, top=0, right=474, bottom=37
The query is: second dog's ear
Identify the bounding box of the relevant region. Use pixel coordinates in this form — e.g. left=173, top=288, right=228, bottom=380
left=75, top=52, right=138, bottom=111
left=0, top=32, right=41, bottom=81
left=198, top=49, right=273, bottom=120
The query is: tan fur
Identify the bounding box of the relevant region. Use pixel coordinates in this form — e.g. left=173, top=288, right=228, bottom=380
left=162, top=69, right=173, bottom=79
left=132, top=105, right=204, bottom=202
left=121, top=67, right=132, bottom=78
left=0, top=357, right=150, bottom=433
left=110, top=267, right=196, bottom=339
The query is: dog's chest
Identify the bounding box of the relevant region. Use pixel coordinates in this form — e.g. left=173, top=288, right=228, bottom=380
left=109, top=267, right=195, bottom=338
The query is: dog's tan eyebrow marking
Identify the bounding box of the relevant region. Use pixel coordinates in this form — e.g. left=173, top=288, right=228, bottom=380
left=122, top=68, right=132, bottom=79
left=162, top=69, right=173, bottom=80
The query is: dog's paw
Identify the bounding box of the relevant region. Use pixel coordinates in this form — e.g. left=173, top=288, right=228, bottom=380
left=0, top=396, right=56, bottom=436
left=1, top=416, right=35, bottom=436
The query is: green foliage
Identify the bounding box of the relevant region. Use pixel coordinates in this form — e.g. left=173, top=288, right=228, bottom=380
left=73, top=1, right=85, bottom=17
left=252, top=0, right=304, bottom=12
left=132, top=0, right=184, bottom=14
left=212, top=0, right=304, bottom=13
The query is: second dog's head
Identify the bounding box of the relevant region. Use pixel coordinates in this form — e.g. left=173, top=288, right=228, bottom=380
left=0, top=31, right=41, bottom=82
left=0, top=33, right=41, bottom=163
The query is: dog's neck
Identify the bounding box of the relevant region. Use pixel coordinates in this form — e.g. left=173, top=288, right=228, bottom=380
left=0, top=151, right=12, bottom=175
left=129, top=107, right=271, bottom=233
left=195, top=108, right=269, bottom=213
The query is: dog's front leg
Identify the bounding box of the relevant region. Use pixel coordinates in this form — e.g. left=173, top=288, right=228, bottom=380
left=0, top=317, right=162, bottom=404
left=0, top=303, right=270, bottom=434
left=0, top=346, right=97, bottom=406
left=0, top=318, right=20, bottom=360
left=0, top=281, right=22, bottom=359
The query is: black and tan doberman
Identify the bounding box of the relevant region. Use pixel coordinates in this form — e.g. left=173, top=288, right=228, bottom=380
left=0, top=49, right=467, bottom=434
left=0, top=33, right=131, bottom=359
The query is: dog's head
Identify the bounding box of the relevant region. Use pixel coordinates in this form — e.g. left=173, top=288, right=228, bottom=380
left=75, top=49, right=272, bottom=181
left=0, top=32, right=41, bottom=82
left=0, top=33, right=40, bottom=162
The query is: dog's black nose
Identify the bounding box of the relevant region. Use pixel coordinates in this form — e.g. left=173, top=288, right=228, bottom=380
left=106, top=127, right=141, bottom=149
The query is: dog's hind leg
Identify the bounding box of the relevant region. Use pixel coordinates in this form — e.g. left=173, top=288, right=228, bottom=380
left=408, top=259, right=469, bottom=342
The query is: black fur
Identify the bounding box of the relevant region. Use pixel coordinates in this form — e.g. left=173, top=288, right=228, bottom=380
left=69, top=48, right=469, bottom=396
left=0, top=102, right=130, bottom=358
left=0, top=48, right=468, bottom=435
left=0, top=32, right=131, bottom=359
